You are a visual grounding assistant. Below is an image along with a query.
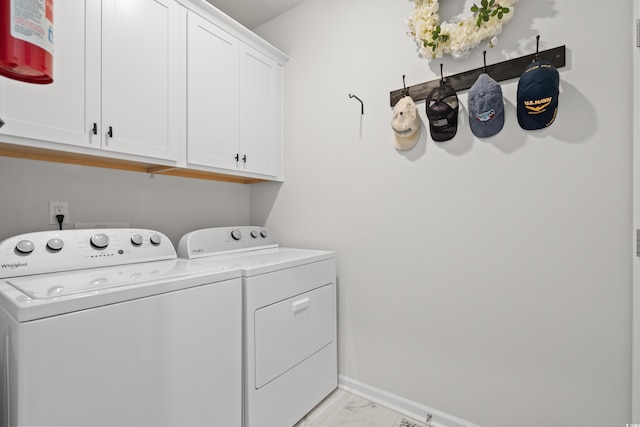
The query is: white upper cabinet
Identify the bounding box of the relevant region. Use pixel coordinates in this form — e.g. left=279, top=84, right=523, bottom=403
left=0, top=0, right=287, bottom=182
left=185, top=5, right=287, bottom=181
left=99, top=0, right=185, bottom=161
left=0, top=0, right=95, bottom=148
left=0, top=0, right=186, bottom=164
left=238, top=45, right=282, bottom=178
left=187, top=11, right=239, bottom=171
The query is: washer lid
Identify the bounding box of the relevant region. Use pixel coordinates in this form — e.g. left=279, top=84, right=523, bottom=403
left=0, top=259, right=241, bottom=322
left=7, top=259, right=182, bottom=299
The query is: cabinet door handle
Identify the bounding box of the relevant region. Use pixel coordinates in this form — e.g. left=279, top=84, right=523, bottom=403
left=92, top=123, right=97, bottom=135
left=107, top=126, right=113, bottom=138
left=242, top=154, right=247, bottom=163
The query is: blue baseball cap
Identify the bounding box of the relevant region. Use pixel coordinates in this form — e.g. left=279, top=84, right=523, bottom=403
left=468, top=73, right=504, bottom=138
left=517, top=60, right=559, bottom=130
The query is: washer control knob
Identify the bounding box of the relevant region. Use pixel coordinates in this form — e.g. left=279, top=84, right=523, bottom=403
left=15, top=240, right=35, bottom=254
left=260, top=230, right=268, bottom=238
left=46, top=238, right=64, bottom=252
left=230, top=230, right=242, bottom=241
left=150, top=234, right=162, bottom=246
left=90, top=233, right=110, bottom=249
left=250, top=230, right=258, bottom=238
left=131, top=234, right=143, bottom=246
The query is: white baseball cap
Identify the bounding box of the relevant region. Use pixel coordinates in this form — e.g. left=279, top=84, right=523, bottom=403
left=391, top=96, right=421, bottom=150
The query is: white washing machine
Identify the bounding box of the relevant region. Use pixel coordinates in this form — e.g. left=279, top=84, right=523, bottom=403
left=0, top=228, right=243, bottom=427
left=177, top=226, right=337, bottom=427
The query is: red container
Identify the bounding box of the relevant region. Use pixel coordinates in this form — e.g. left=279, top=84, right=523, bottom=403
left=0, top=0, right=53, bottom=84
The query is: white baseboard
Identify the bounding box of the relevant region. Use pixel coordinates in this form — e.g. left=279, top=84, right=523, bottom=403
left=338, top=375, right=481, bottom=427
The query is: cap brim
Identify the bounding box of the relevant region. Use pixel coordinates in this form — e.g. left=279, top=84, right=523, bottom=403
left=394, top=131, right=419, bottom=150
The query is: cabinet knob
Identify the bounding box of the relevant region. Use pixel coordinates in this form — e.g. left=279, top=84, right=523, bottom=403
left=92, top=123, right=97, bottom=135
left=242, top=154, right=247, bottom=163
left=235, top=153, right=239, bottom=162
left=107, top=126, right=113, bottom=138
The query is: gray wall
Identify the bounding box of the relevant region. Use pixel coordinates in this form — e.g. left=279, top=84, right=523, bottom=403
left=252, top=1, right=633, bottom=426
left=0, top=157, right=250, bottom=246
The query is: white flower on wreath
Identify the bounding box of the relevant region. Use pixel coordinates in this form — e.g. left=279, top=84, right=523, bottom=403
left=407, top=0, right=518, bottom=59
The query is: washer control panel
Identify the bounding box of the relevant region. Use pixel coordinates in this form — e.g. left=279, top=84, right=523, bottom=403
left=0, top=229, right=175, bottom=278
left=177, top=226, right=278, bottom=259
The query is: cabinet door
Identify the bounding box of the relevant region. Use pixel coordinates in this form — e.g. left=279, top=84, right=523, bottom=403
left=101, top=0, right=185, bottom=161
left=186, top=12, right=239, bottom=171
left=0, top=0, right=99, bottom=149
left=239, top=45, right=283, bottom=178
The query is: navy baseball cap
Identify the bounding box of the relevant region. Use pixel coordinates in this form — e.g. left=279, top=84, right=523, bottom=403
left=517, top=60, right=559, bottom=130
left=468, top=73, right=504, bottom=138
left=426, top=84, right=458, bottom=142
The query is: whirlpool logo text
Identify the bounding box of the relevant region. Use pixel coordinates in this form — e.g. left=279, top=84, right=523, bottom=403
left=1, top=262, right=27, bottom=270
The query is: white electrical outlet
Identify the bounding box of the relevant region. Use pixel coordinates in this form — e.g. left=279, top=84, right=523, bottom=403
left=49, top=201, right=69, bottom=225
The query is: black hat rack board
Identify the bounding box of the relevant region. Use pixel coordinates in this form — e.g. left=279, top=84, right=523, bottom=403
left=389, top=43, right=566, bottom=111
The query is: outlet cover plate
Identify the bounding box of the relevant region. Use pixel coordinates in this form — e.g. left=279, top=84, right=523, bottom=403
left=49, top=201, right=69, bottom=225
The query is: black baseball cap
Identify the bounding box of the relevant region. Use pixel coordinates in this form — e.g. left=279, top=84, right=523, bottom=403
left=517, top=60, right=559, bottom=130
left=426, top=84, right=458, bottom=142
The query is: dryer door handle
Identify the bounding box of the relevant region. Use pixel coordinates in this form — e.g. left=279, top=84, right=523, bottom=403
left=291, top=297, right=310, bottom=313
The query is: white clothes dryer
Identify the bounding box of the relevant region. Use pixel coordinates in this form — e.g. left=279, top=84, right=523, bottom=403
left=0, top=228, right=242, bottom=427
left=177, top=226, right=337, bottom=427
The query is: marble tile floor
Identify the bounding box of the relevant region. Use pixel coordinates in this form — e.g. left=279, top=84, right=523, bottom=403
left=294, top=389, right=429, bottom=427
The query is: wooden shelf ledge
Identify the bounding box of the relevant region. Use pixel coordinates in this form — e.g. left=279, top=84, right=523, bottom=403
left=0, top=142, right=265, bottom=184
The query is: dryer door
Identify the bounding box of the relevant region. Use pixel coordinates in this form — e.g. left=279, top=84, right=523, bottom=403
left=254, top=283, right=334, bottom=388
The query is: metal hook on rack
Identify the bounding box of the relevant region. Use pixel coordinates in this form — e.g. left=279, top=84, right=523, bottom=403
left=402, top=75, right=409, bottom=97
left=534, top=35, right=541, bottom=61
left=439, top=63, right=445, bottom=86
left=349, top=94, right=364, bottom=115
left=482, top=50, right=487, bottom=73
